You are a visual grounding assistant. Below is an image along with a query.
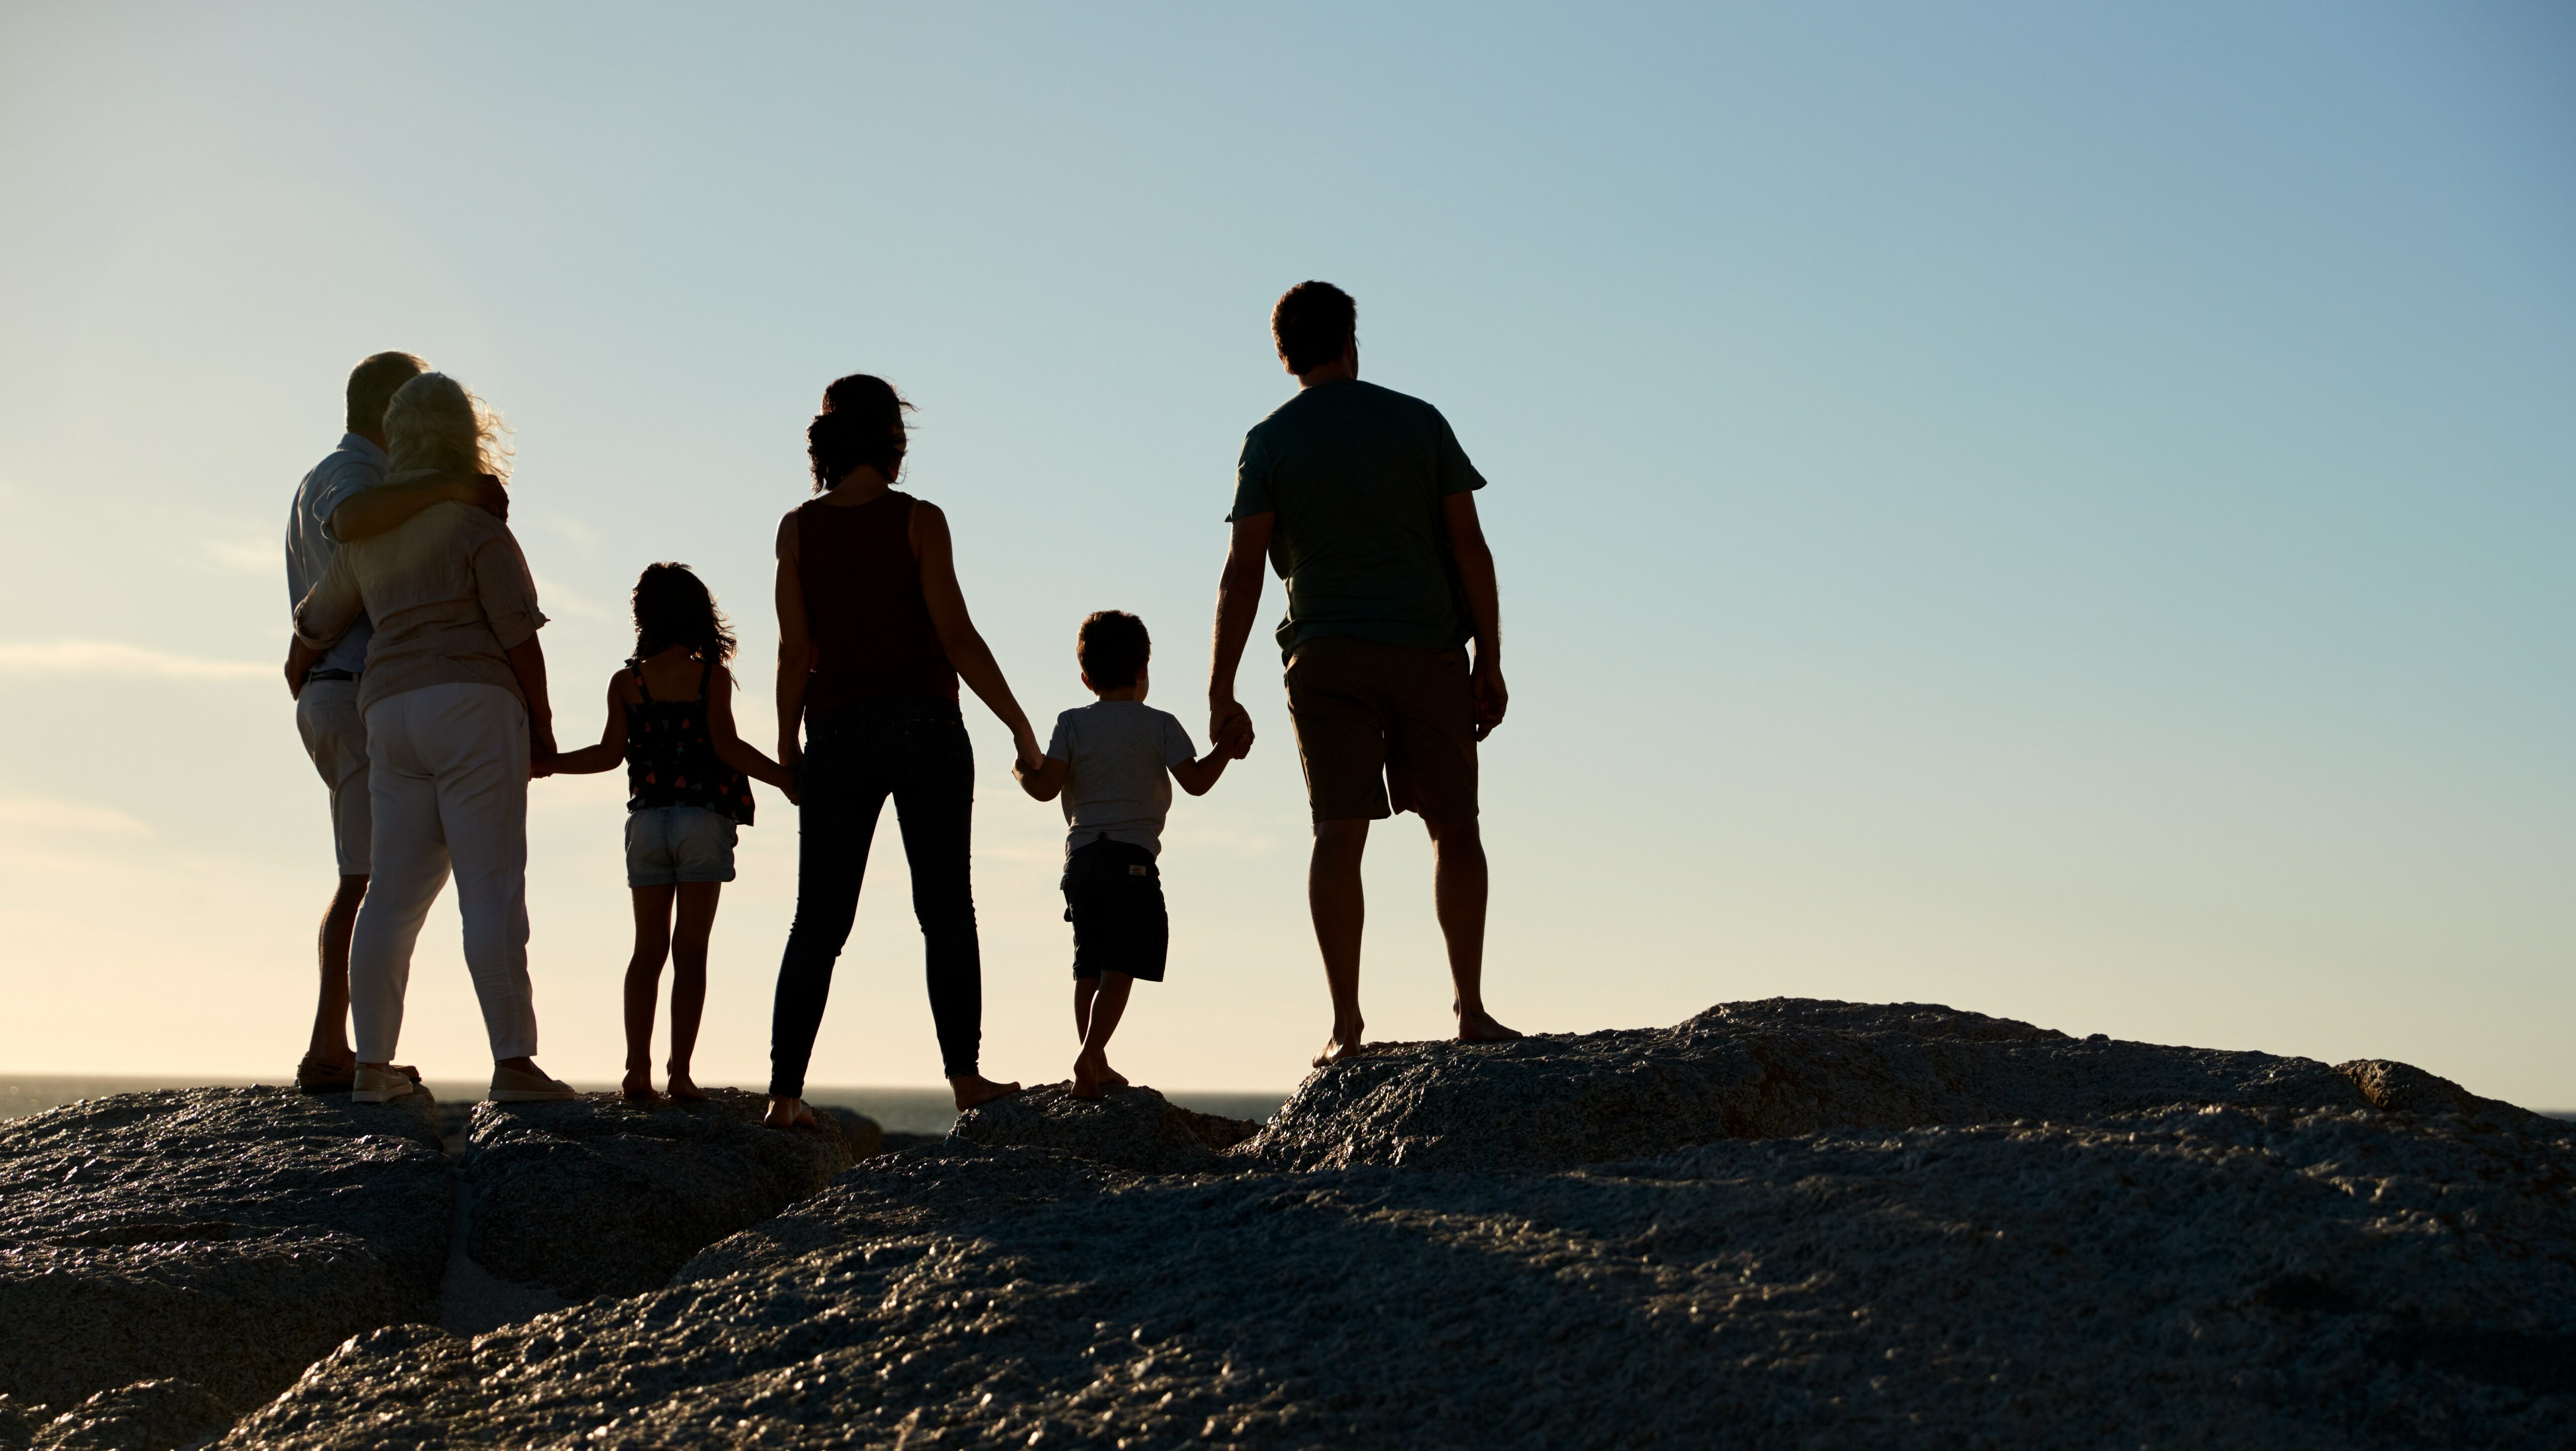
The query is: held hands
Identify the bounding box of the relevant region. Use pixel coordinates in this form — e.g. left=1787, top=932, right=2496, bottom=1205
left=1209, top=697, right=1256, bottom=760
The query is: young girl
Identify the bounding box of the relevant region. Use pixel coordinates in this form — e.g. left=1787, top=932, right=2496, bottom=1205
left=548, top=563, right=795, bottom=1101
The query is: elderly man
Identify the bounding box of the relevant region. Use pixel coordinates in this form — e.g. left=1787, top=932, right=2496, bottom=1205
left=1207, top=282, right=1522, bottom=1067
left=281, top=351, right=506, bottom=1092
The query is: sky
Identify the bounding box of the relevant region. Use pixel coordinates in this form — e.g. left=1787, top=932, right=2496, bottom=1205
left=1, top=3, right=2569, bottom=1104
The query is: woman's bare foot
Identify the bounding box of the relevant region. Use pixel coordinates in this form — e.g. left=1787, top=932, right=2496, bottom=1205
left=1457, top=1008, right=1522, bottom=1043
left=620, top=1067, right=660, bottom=1103
left=949, top=1074, right=1022, bottom=1111
left=763, top=1096, right=817, bottom=1129
left=666, top=1070, right=710, bottom=1102
left=1312, top=1018, right=1367, bottom=1068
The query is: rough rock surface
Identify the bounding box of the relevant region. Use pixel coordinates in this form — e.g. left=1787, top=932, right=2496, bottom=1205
left=951, top=1083, right=1263, bottom=1175
left=222, top=1098, right=2576, bottom=1449
left=15, top=1380, right=233, bottom=1451
left=675, top=1141, right=1144, bottom=1285
left=0, top=1088, right=448, bottom=1416
left=464, top=1087, right=858, bottom=1300
left=1248, top=998, right=2409, bottom=1173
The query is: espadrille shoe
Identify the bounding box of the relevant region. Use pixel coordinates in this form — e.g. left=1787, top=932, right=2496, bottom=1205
left=351, top=1064, right=421, bottom=1104
left=488, top=1064, right=578, bottom=1102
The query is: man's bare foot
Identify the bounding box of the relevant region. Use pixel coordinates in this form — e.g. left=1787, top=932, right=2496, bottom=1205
left=763, top=1096, right=817, bottom=1129
left=1457, top=1008, right=1522, bottom=1044
left=950, top=1074, right=1022, bottom=1111
left=620, top=1068, right=660, bottom=1103
left=666, top=1071, right=710, bottom=1102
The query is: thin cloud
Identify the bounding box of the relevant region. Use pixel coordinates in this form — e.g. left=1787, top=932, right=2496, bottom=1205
left=0, top=639, right=272, bottom=680
left=204, top=539, right=276, bottom=573
left=0, top=796, right=154, bottom=837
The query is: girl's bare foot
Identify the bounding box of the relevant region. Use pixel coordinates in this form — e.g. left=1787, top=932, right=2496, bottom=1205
left=620, top=1068, right=660, bottom=1103
left=949, top=1074, right=1023, bottom=1111
left=763, top=1096, right=817, bottom=1129
left=1457, top=1008, right=1522, bottom=1043
left=666, top=1070, right=709, bottom=1102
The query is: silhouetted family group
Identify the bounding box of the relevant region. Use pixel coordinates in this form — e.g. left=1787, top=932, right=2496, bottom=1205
left=281, top=282, right=1519, bottom=1127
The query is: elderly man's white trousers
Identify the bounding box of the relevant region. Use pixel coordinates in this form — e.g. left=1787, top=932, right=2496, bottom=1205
left=349, top=681, right=539, bottom=1063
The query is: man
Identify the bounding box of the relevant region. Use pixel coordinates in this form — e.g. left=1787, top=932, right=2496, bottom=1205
left=282, top=350, right=508, bottom=1092
left=1208, top=282, right=1521, bottom=1067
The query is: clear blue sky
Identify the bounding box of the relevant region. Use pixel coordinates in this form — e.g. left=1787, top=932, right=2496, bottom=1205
left=2, top=4, right=2569, bottom=1101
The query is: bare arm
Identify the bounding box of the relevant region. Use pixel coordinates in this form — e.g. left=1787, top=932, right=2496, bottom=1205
left=913, top=501, right=1042, bottom=772
left=1170, top=748, right=1232, bottom=797
left=330, top=473, right=509, bottom=541
left=1015, top=754, right=1070, bottom=802
left=503, top=634, right=559, bottom=776
left=546, top=675, right=631, bottom=776
left=1207, top=511, right=1272, bottom=757
left=704, top=668, right=797, bottom=797
left=1443, top=491, right=1507, bottom=740
left=774, top=511, right=812, bottom=774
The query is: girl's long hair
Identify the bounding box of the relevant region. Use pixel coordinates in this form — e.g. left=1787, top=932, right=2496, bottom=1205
left=385, top=372, right=513, bottom=481
left=629, top=563, right=736, bottom=666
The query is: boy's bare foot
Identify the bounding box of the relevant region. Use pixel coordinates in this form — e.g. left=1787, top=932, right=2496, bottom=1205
left=763, top=1096, right=817, bottom=1129
left=1070, top=1051, right=1120, bottom=1100
left=666, top=1071, right=710, bottom=1102
left=949, top=1074, right=1023, bottom=1112
left=1457, top=1008, right=1522, bottom=1044
left=620, top=1068, right=660, bottom=1103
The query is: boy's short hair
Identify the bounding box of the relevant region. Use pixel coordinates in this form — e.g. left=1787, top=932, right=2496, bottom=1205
left=1078, top=610, right=1150, bottom=690
left=1272, top=281, right=1356, bottom=374
left=346, top=351, right=428, bottom=434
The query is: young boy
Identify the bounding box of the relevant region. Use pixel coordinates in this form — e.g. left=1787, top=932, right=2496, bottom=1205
left=1014, top=610, right=1242, bottom=1098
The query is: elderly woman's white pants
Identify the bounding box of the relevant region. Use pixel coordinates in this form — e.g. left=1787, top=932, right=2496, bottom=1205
left=349, top=681, right=539, bottom=1063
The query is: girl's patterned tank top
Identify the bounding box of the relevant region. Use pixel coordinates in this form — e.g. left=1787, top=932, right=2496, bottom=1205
left=624, top=658, right=754, bottom=825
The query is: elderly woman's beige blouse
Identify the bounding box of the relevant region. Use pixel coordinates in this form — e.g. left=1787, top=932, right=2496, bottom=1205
left=294, top=473, right=548, bottom=715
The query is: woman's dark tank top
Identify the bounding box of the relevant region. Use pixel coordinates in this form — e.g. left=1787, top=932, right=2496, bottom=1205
left=799, top=490, right=958, bottom=720
left=624, top=657, right=755, bottom=825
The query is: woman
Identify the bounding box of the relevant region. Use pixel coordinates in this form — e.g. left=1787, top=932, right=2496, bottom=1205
left=766, top=374, right=1037, bottom=1127
left=288, top=373, right=576, bottom=1105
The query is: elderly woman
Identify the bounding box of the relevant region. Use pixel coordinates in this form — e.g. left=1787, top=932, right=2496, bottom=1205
left=288, top=373, right=576, bottom=1104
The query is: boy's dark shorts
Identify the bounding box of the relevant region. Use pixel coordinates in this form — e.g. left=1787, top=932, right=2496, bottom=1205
left=1062, top=836, right=1167, bottom=982
left=1283, top=636, right=1479, bottom=823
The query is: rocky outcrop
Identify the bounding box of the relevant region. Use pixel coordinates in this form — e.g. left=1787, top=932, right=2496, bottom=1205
left=2338, top=1058, right=2543, bottom=1128
left=11, top=1380, right=233, bottom=1451
left=1246, top=998, right=2430, bottom=1173
left=463, top=1088, right=860, bottom=1300
left=949, top=1083, right=1262, bottom=1175
left=220, top=1097, right=2576, bottom=1449
left=0, top=1089, right=448, bottom=1419
left=674, top=1140, right=1143, bottom=1284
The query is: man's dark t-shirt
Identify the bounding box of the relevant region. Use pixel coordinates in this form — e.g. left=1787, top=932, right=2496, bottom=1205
left=1228, top=379, right=1486, bottom=662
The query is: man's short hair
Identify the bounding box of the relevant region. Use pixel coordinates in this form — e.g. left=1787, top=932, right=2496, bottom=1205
left=346, top=352, right=428, bottom=435
left=1272, top=282, right=1356, bottom=375
left=1077, top=610, right=1151, bottom=690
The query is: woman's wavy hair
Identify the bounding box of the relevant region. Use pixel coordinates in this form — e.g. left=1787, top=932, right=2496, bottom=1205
left=629, top=563, right=736, bottom=666
left=384, top=372, right=513, bottom=481
left=808, top=374, right=914, bottom=492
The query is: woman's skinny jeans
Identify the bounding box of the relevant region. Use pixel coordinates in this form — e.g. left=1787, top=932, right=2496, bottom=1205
left=769, top=697, right=982, bottom=1097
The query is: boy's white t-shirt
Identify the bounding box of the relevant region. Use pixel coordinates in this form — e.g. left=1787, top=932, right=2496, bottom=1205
left=1045, top=701, right=1197, bottom=857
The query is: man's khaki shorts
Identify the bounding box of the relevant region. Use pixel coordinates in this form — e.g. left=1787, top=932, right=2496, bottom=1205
left=1283, top=636, right=1478, bottom=823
